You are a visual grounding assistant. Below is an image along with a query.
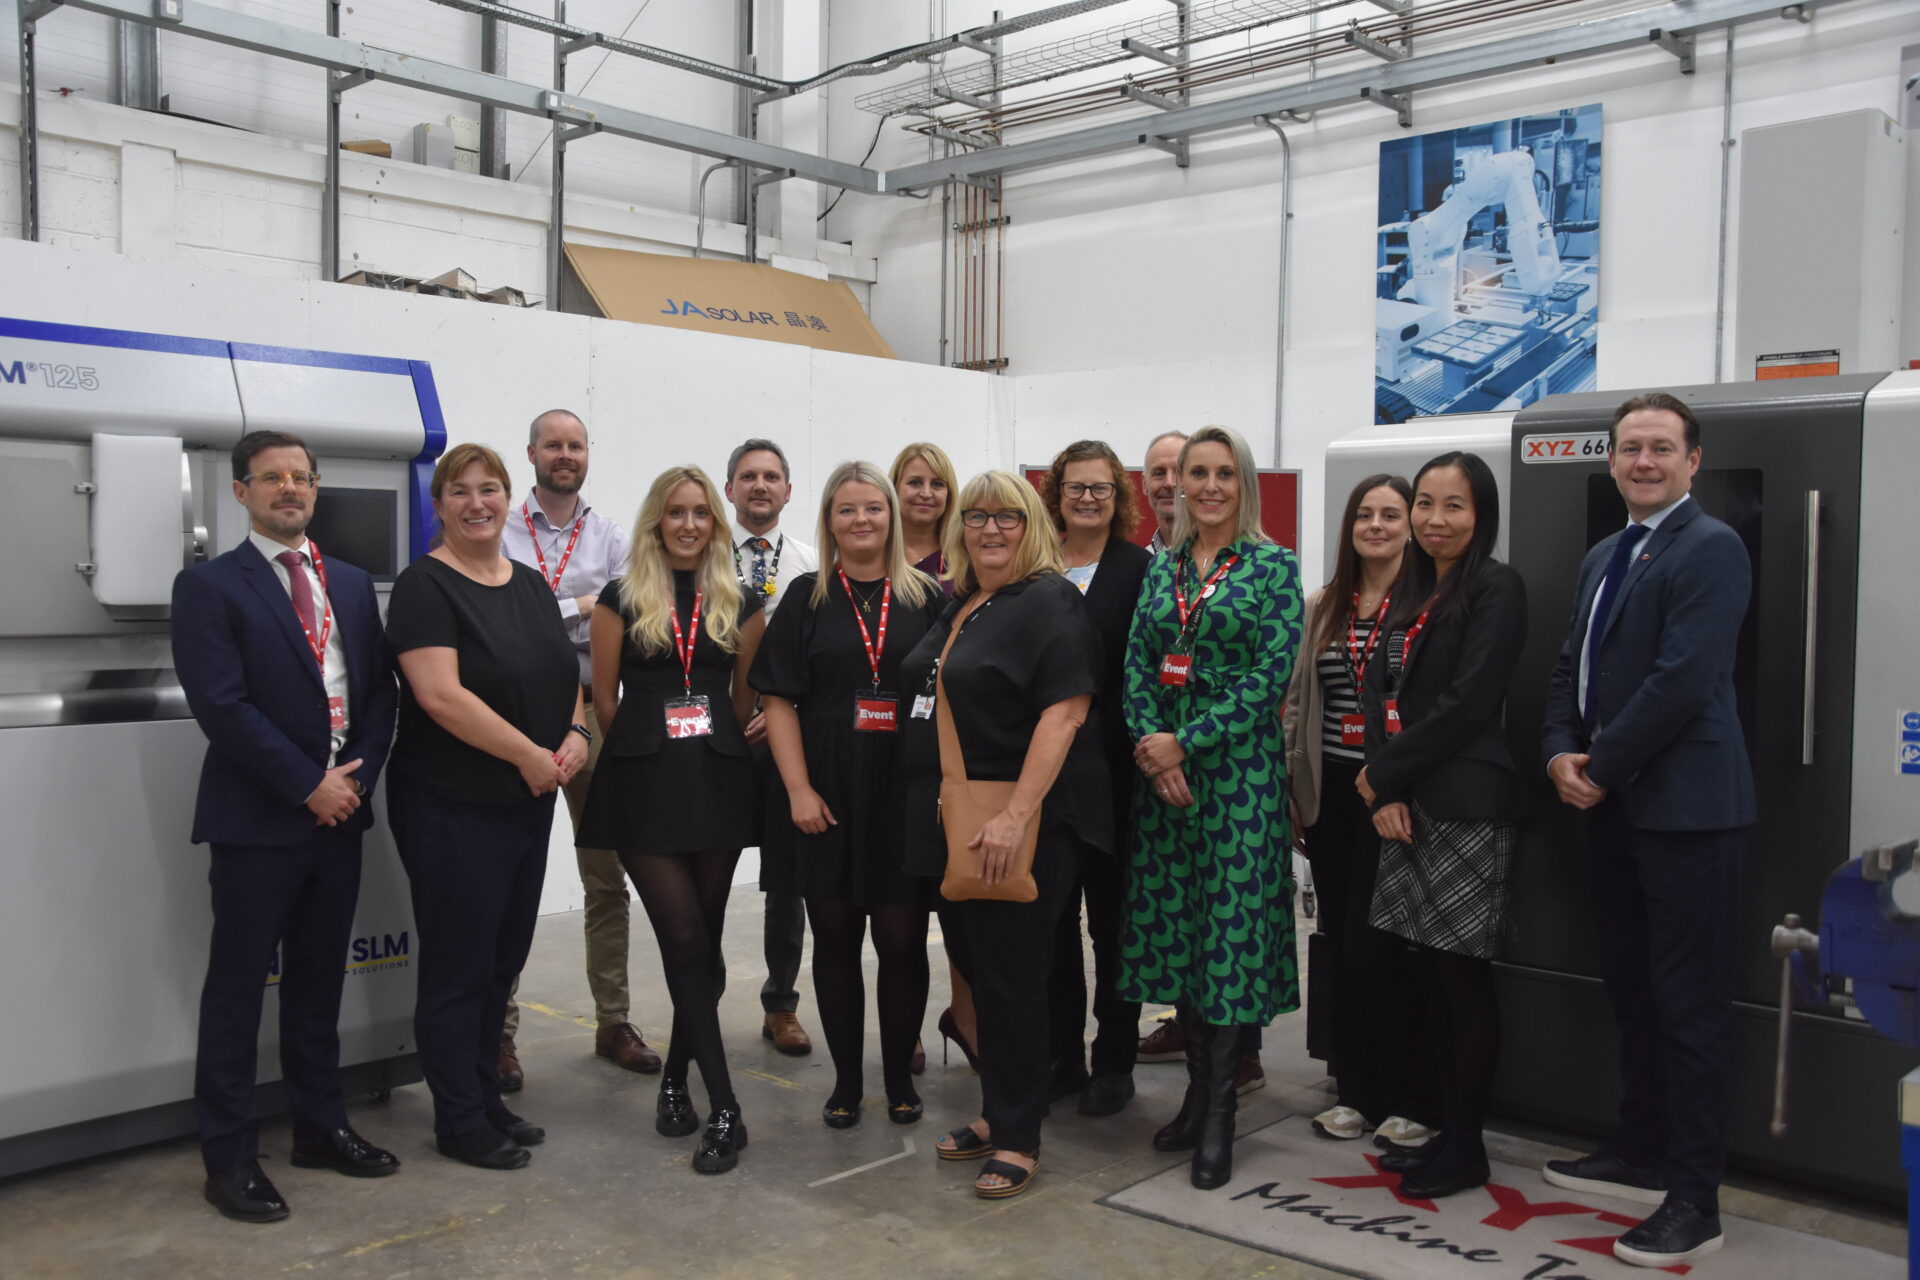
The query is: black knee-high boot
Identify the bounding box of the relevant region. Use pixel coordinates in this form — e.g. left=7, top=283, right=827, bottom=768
left=1191, top=1023, right=1241, bottom=1190
left=1153, top=1013, right=1208, bottom=1153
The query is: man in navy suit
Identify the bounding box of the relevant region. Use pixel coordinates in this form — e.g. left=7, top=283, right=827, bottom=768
left=1539, top=393, right=1755, bottom=1268
left=172, top=430, right=402, bottom=1222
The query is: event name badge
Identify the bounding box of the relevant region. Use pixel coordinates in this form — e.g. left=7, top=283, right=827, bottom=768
left=1340, top=713, right=1365, bottom=747
left=664, top=696, right=713, bottom=739
left=911, top=694, right=935, bottom=720
left=854, top=693, right=899, bottom=733
left=1384, top=700, right=1403, bottom=736
left=328, top=696, right=346, bottom=732
left=1158, top=652, right=1193, bottom=686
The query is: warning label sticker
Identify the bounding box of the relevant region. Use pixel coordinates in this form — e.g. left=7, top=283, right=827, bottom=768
left=1756, top=350, right=1841, bottom=380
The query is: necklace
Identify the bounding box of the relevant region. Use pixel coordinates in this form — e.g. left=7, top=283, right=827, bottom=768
left=846, top=577, right=885, bottom=614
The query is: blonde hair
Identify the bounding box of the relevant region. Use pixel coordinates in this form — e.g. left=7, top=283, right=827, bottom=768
left=807, top=462, right=938, bottom=610
left=889, top=441, right=958, bottom=554
left=617, top=466, right=747, bottom=656
left=1169, top=425, right=1269, bottom=551
left=943, top=470, right=1063, bottom=596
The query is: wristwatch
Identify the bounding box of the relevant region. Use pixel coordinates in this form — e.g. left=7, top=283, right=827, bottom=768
left=568, top=723, right=593, bottom=743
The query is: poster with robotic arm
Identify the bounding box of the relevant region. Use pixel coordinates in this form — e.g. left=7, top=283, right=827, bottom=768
left=1375, top=104, right=1601, bottom=423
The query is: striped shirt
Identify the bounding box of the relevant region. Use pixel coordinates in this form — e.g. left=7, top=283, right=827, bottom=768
left=1318, top=614, right=1375, bottom=763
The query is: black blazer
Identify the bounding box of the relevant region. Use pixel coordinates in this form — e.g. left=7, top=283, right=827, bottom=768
left=172, top=538, right=396, bottom=847
left=1362, top=561, right=1528, bottom=822
left=1540, top=497, right=1755, bottom=831
left=1080, top=535, right=1153, bottom=837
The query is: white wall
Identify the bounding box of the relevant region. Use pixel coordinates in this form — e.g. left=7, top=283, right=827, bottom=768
left=824, top=0, right=1920, bottom=581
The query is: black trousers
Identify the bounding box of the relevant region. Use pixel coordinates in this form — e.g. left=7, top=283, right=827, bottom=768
left=1047, top=849, right=1137, bottom=1081
left=195, top=827, right=362, bottom=1173
left=1587, top=798, right=1746, bottom=1211
left=1303, top=757, right=1442, bottom=1126
left=391, top=786, right=555, bottom=1139
left=939, top=825, right=1084, bottom=1153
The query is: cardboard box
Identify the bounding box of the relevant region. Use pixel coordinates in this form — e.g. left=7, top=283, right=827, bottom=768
left=421, top=267, right=477, bottom=293
left=340, top=139, right=392, bottom=158
left=479, top=285, right=528, bottom=307
left=337, top=270, right=415, bottom=290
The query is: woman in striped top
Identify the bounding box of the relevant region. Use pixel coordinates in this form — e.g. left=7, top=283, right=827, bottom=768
left=1282, top=473, right=1440, bottom=1150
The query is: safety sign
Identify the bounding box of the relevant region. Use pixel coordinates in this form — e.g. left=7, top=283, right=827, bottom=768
left=1902, top=710, right=1920, bottom=776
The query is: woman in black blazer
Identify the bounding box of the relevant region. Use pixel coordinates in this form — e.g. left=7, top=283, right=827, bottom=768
left=1356, top=450, right=1527, bottom=1200
left=1039, top=440, right=1153, bottom=1116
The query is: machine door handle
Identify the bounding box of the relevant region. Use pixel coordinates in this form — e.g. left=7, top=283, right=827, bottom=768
left=1798, top=490, right=1821, bottom=766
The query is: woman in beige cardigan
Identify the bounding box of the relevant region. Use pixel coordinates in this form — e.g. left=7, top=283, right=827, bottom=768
left=1282, top=473, right=1439, bottom=1150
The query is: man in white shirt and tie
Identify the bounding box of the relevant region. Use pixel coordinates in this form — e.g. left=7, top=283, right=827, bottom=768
left=726, top=438, right=818, bottom=1055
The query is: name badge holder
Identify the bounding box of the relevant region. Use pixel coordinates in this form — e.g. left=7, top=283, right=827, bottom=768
left=1159, top=552, right=1239, bottom=688
left=841, top=570, right=899, bottom=733
left=1341, top=589, right=1392, bottom=747
left=664, top=590, right=712, bottom=739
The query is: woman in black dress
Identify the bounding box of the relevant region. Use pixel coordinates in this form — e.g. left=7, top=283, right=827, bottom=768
left=751, top=461, right=944, bottom=1129
left=577, top=465, right=765, bottom=1175
left=386, top=443, right=586, bottom=1171
left=1357, top=451, right=1528, bottom=1199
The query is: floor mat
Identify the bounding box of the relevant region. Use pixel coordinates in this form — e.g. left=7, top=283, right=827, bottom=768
left=1100, top=1116, right=1901, bottom=1278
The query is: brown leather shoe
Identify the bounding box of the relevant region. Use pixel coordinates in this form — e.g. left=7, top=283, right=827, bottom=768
left=595, top=1023, right=662, bottom=1073
left=762, top=1011, right=813, bottom=1056
left=1138, top=1016, right=1187, bottom=1063
left=498, top=1036, right=524, bottom=1093
left=1235, top=1054, right=1266, bottom=1096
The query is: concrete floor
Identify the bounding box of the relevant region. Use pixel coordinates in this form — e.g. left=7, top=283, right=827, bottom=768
left=1, top=896, right=1904, bottom=1280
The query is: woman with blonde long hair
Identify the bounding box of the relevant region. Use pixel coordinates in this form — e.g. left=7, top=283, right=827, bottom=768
left=750, top=462, right=945, bottom=1128
left=890, top=442, right=957, bottom=584
left=576, top=466, right=766, bottom=1175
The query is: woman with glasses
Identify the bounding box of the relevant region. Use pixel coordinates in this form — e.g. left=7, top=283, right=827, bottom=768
left=896, top=472, right=1108, bottom=1200
left=1037, top=441, right=1152, bottom=1117
left=1119, top=424, right=1303, bottom=1191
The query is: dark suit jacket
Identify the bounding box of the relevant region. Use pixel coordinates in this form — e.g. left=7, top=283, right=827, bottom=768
left=1363, top=561, right=1528, bottom=822
left=172, top=538, right=397, bottom=847
left=1541, top=497, right=1755, bottom=831
left=1081, top=536, right=1153, bottom=836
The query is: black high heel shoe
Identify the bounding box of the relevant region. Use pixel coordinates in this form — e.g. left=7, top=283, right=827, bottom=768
left=937, top=1008, right=980, bottom=1071
left=656, top=1081, right=700, bottom=1138
left=692, top=1107, right=748, bottom=1174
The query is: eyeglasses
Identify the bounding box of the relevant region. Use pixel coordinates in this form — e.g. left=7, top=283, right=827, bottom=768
left=244, top=470, right=320, bottom=489
left=960, top=509, right=1026, bottom=530
left=1061, top=482, right=1116, bottom=500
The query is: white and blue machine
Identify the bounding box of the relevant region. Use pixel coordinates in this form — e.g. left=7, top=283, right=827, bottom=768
left=0, top=315, right=446, bottom=1176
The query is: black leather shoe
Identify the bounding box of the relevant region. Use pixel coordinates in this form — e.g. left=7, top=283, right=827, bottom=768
left=692, top=1107, right=748, bottom=1174
left=1078, top=1073, right=1136, bottom=1117
left=1542, top=1150, right=1667, bottom=1206
left=1379, top=1143, right=1439, bottom=1174
left=1399, top=1156, right=1491, bottom=1200
left=204, top=1159, right=290, bottom=1223
left=1613, top=1200, right=1724, bottom=1268
left=1046, top=1064, right=1091, bottom=1103
left=487, top=1109, right=545, bottom=1147
left=290, top=1127, right=400, bottom=1178
left=435, top=1126, right=531, bottom=1170
left=656, top=1081, right=701, bottom=1137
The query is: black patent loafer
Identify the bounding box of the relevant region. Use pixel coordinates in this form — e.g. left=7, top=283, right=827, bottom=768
left=204, top=1159, right=290, bottom=1223
left=656, top=1081, right=701, bottom=1138
left=692, top=1107, right=747, bottom=1174
left=290, top=1126, right=400, bottom=1177
left=435, top=1126, right=531, bottom=1170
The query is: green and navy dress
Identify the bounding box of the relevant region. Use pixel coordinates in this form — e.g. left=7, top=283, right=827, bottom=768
left=1118, top=538, right=1304, bottom=1026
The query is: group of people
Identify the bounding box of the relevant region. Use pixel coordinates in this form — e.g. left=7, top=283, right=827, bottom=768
left=173, top=391, right=1748, bottom=1269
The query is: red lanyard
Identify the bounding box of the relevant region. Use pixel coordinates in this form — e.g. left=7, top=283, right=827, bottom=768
left=1389, top=595, right=1439, bottom=689
left=1346, top=590, right=1391, bottom=694
left=1173, top=553, right=1239, bottom=633
left=667, top=590, right=703, bottom=695
left=838, top=570, right=892, bottom=689
left=294, top=541, right=333, bottom=674
left=523, top=501, right=587, bottom=592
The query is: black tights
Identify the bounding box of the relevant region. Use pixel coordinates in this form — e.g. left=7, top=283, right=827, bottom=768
left=1418, top=945, right=1500, bottom=1170
left=620, top=849, right=739, bottom=1112
left=806, top=898, right=930, bottom=1110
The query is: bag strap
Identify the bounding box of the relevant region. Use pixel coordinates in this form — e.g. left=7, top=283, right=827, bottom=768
left=933, top=611, right=968, bottom=786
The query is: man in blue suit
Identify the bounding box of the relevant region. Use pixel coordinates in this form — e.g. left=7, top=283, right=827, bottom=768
left=172, top=430, right=402, bottom=1222
left=1539, top=393, right=1755, bottom=1267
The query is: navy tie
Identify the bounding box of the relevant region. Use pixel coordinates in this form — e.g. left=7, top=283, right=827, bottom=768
left=1583, top=523, right=1649, bottom=735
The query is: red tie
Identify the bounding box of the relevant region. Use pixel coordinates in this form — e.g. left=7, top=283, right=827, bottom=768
left=276, top=550, right=318, bottom=639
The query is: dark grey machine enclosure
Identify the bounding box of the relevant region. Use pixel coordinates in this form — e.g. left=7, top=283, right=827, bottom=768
left=1499, top=373, right=1912, bottom=1205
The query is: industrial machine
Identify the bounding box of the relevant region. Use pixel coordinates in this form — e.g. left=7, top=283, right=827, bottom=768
left=0, top=315, right=445, bottom=1177
left=1322, top=370, right=1920, bottom=1204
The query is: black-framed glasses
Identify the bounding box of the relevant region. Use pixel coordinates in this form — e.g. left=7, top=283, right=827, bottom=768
left=243, top=470, right=320, bottom=489
left=960, top=509, right=1026, bottom=530
left=1061, top=481, right=1116, bottom=500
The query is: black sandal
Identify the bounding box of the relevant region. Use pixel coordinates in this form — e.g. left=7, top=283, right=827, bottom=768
left=935, top=1124, right=995, bottom=1161
left=975, top=1155, right=1039, bottom=1199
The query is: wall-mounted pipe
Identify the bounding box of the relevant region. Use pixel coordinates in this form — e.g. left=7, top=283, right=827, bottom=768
left=693, top=160, right=731, bottom=259
left=1258, top=115, right=1294, bottom=471
left=1712, top=28, right=1736, bottom=382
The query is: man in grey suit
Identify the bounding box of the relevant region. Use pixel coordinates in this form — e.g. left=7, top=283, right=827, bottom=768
left=1540, top=392, right=1755, bottom=1268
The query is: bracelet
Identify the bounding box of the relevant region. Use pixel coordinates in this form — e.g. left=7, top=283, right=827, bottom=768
left=568, top=723, right=593, bottom=743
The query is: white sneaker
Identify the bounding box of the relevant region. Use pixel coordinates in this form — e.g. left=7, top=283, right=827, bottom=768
left=1311, top=1105, right=1371, bottom=1140
left=1373, top=1116, right=1437, bottom=1148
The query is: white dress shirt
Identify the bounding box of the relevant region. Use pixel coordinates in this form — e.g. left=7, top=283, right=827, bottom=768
left=250, top=529, right=350, bottom=764
left=733, top=524, right=818, bottom=618
left=502, top=496, right=630, bottom=686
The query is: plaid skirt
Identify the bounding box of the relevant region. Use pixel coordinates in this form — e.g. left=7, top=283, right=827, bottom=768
left=1367, top=800, right=1516, bottom=960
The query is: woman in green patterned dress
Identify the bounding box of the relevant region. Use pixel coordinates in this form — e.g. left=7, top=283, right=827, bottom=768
left=1119, top=424, right=1304, bottom=1191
